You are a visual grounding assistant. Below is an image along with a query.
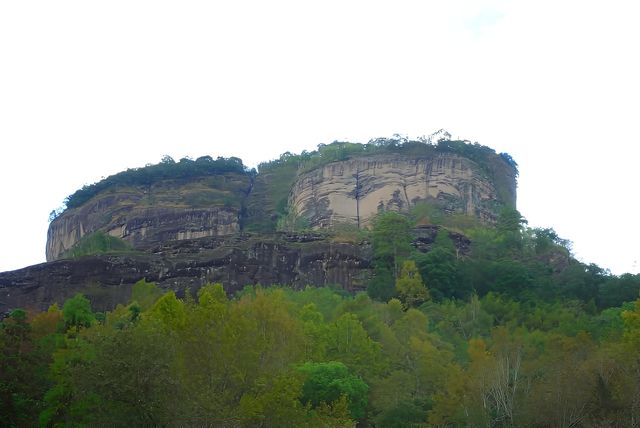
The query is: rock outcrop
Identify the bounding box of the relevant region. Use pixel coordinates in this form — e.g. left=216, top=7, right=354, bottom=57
left=1, top=227, right=470, bottom=315
left=288, top=153, right=513, bottom=229
left=3, top=137, right=518, bottom=315
left=46, top=174, right=251, bottom=261
left=3, top=234, right=371, bottom=313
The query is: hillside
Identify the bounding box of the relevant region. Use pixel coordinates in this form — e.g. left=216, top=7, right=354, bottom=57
left=46, top=136, right=517, bottom=262
left=3, top=135, right=640, bottom=426
left=3, top=135, right=639, bottom=315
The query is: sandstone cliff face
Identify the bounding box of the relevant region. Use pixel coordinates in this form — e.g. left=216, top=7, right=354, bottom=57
left=46, top=174, right=250, bottom=261
left=288, top=153, right=512, bottom=229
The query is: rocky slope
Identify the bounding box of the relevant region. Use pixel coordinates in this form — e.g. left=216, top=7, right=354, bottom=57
left=288, top=153, right=514, bottom=229
left=1, top=137, right=516, bottom=315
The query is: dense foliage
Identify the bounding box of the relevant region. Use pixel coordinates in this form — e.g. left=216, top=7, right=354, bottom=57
left=258, top=135, right=518, bottom=180
left=3, top=272, right=640, bottom=427
left=62, top=155, right=248, bottom=211
left=16, top=140, right=640, bottom=425
left=366, top=207, right=640, bottom=311
left=4, top=205, right=640, bottom=427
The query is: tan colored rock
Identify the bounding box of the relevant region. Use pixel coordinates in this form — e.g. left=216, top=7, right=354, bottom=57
left=288, top=153, right=512, bottom=229
left=46, top=175, right=249, bottom=261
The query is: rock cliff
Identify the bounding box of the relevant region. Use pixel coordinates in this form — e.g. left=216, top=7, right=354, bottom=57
left=0, top=137, right=518, bottom=315
left=1, top=228, right=470, bottom=314
left=46, top=174, right=251, bottom=261
left=288, top=153, right=512, bottom=229
left=3, top=234, right=371, bottom=313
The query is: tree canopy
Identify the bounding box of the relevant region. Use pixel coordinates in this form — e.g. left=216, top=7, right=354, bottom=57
left=62, top=155, right=247, bottom=211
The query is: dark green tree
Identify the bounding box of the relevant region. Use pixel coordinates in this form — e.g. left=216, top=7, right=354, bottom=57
left=367, top=265, right=397, bottom=302
left=0, top=309, right=38, bottom=426
left=371, top=211, right=413, bottom=279
left=415, top=229, right=464, bottom=300
left=495, top=206, right=527, bottom=254
left=298, top=361, right=369, bottom=422
left=62, top=294, right=95, bottom=332
left=369, top=211, right=413, bottom=301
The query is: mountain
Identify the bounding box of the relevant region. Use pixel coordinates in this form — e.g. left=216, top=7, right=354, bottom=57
left=1, top=135, right=516, bottom=314
left=4, top=134, right=640, bottom=427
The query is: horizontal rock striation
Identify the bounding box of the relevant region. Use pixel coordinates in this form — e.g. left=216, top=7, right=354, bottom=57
left=2, top=227, right=470, bottom=315
left=26, top=141, right=517, bottom=315
left=3, top=234, right=372, bottom=314
left=289, top=153, right=512, bottom=229
left=46, top=174, right=251, bottom=261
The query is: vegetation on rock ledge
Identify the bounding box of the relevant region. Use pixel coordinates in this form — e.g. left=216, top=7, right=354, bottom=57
left=62, top=155, right=248, bottom=212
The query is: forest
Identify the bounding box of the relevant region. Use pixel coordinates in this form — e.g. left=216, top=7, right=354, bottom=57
left=3, top=207, right=640, bottom=427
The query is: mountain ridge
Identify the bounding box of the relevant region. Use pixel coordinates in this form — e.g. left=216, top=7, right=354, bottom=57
left=2, top=135, right=519, bottom=314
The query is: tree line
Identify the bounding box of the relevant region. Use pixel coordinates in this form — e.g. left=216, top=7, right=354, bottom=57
left=60, top=155, right=248, bottom=212
left=2, top=271, right=640, bottom=426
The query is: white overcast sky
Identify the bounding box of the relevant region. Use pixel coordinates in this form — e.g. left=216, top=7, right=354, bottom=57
left=1, top=0, right=638, bottom=275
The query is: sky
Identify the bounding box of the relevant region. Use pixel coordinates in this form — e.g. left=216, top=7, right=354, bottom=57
left=0, top=0, right=638, bottom=275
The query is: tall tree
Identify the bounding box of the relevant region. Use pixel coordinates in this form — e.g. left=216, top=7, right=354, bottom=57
left=414, top=229, right=463, bottom=300
left=62, top=294, right=95, bottom=333
left=298, top=361, right=368, bottom=422
left=371, top=211, right=412, bottom=280
left=396, top=260, right=429, bottom=308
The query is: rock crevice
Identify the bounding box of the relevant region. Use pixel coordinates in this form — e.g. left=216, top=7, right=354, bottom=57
left=288, top=154, right=511, bottom=229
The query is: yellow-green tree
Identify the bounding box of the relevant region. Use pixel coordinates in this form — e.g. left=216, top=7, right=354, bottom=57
left=395, top=260, right=429, bottom=308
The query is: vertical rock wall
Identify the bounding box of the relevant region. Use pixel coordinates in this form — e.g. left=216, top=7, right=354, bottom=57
left=288, top=153, right=513, bottom=229
left=46, top=174, right=250, bottom=261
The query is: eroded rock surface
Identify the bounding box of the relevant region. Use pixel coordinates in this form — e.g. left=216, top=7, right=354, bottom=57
left=47, top=174, right=250, bottom=261
left=3, top=234, right=371, bottom=314
left=289, top=154, right=514, bottom=229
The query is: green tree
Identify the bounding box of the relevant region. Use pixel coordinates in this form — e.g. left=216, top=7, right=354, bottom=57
left=62, top=293, right=95, bottom=332
left=326, top=313, right=381, bottom=379
left=148, top=291, right=187, bottom=331
left=621, top=299, right=640, bottom=424
left=429, top=338, right=493, bottom=426
left=371, top=211, right=412, bottom=280
left=71, top=321, right=178, bottom=426
left=130, top=278, right=163, bottom=310
left=0, top=309, right=40, bottom=426
left=298, top=361, right=369, bottom=422
left=367, top=264, right=397, bottom=302
left=496, top=206, right=527, bottom=255
left=238, top=373, right=309, bottom=427
left=396, top=260, right=429, bottom=308
left=414, top=229, right=463, bottom=300
left=176, top=283, right=243, bottom=425
left=39, top=330, right=98, bottom=426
